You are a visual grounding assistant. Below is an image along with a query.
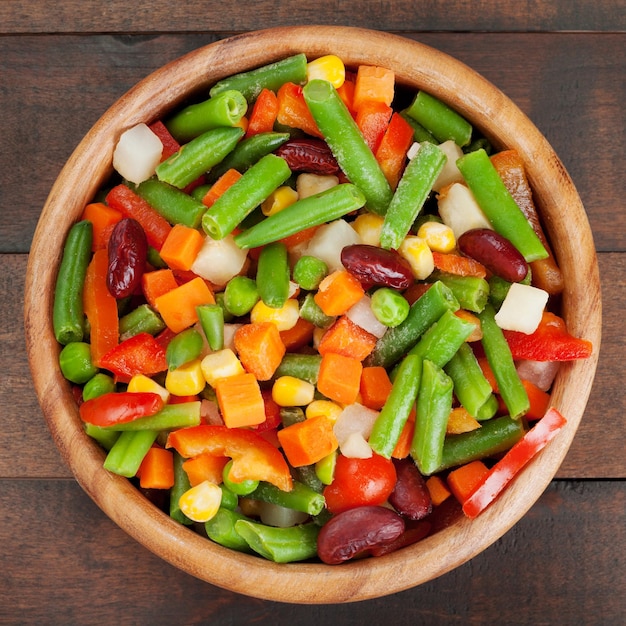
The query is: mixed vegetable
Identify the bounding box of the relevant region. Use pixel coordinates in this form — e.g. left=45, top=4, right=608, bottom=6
left=53, top=52, right=593, bottom=564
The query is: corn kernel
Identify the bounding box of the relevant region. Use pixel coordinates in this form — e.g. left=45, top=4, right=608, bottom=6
left=352, top=213, right=384, bottom=246
left=417, top=220, right=456, bottom=253
left=165, top=359, right=206, bottom=396
left=200, top=349, right=245, bottom=387
left=250, top=298, right=300, bottom=331
left=178, top=480, right=222, bottom=522
left=296, top=173, right=339, bottom=199
left=261, top=185, right=299, bottom=217
left=306, top=55, right=345, bottom=88
left=127, top=374, right=170, bottom=402
left=272, top=375, right=316, bottom=407
left=305, top=399, right=343, bottom=423
left=398, top=235, right=435, bottom=280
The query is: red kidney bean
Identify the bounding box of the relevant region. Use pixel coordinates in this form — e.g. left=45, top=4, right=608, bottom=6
left=457, top=228, right=528, bottom=283
left=388, top=458, right=433, bottom=521
left=341, top=244, right=414, bottom=290
left=107, top=218, right=147, bottom=299
left=317, top=506, right=405, bottom=565
left=275, top=138, right=339, bottom=174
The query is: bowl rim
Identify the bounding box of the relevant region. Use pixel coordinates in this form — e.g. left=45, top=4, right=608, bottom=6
left=24, top=25, right=602, bottom=603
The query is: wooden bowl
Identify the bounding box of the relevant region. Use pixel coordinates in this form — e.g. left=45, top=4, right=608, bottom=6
left=24, top=26, right=601, bottom=603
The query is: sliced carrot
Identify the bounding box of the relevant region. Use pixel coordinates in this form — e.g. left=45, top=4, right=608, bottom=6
left=279, top=317, right=315, bottom=351
left=182, top=453, right=229, bottom=486
left=336, top=78, right=356, bottom=115
left=136, top=446, right=175, bottom=489
left=154, top=276, right=215, bottom=333
left=432, top=251, right=488, bottom=278
left=149, top=119, right=181, bottom=161
left=521, top=379, right=551, bottom=421
left=446, top=407, right=482, bottom=435
left=81, top=202, right=122, bottom=250
left=245, top=88, right=279, bottom=137
left=202, top=168, right=242, bottom=209
left=158, top=224, right=205, bottom=271
left=477, top=357, right=498, bottom=392
left=83, top=248, right=119, bottom=367
left=277, top=414, right=338, bottom=467
left=279, top=225, right=319, bottom=250
left=360, top=366, right=393, bottom=410
left=356, top=100, right=393, bottom=152
left=276, top=82, right=322, bottom=138
left=447, top=460, right=490, bottom=504
left=234, top=322, right=286, bottom=381
left=425, top=475, right=452, bottom=506
left=317, top=352, right=363, bottom=405
left=314, top=270, right=365, bottom=317
left=318, top=315, right=377, bottom=361
left=374, top=112, right=414, bottom=189
left=353, top=65, right=395, bottom=111
left=141, top=268, right=179, bottom=308
left=215, top=372, right=266, bottom=428
left=392, top=408, right=416, bottom=459
left=454, top=309, right=483, bottom=342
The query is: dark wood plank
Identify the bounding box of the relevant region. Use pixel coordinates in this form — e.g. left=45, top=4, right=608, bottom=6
left=2, top=1, right=624, bottom=34
left=1, top=478, right=624, bottom=622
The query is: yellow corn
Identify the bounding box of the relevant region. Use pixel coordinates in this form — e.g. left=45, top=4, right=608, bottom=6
left=305, top=399, right=343, bottom=423
left=398, top=235, right=435, bottom=280
left=272, top=375, right=316, bottom=407
left=165, top=359, right=206, bottom=396
left=417, top=220, right=456, bottom=253
left=178, top=480, right=222, bottom=522
left=295, top=173, right=339, bottom=199
left=352, top=213, right=384, bottom=246
left=200, top=349, right=245, bottom=387
left=127, top=374, right=170, bottom=403
left=306, top=55, right=345, bottom=88
left=261, top=185, right=299, bottom=217
left=250, top=298, right=300, bottom=331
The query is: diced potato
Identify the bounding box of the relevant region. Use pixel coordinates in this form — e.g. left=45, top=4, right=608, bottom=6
left=437, top=182, right=493, bottom=239
left=494, top=282, right=549, bottom=334
left=191, top=234, right=248, bottom=287
left=112, top=123, right=163, bottom=184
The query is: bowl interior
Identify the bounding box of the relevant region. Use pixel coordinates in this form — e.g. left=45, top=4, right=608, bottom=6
left=24, top=26, right=601, bottom=603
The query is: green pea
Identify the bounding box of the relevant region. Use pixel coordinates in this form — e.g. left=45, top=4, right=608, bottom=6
left=58, top=341, right=98, bottom=384
left=224, top=276, right=259, bottom=316
left=293, top=255, right=328, bottom=291
left=371, top=288, right=410, bottom=327
left=82, top=373, right=116, bottom=401
left=222, top=460, right=259, bottom=496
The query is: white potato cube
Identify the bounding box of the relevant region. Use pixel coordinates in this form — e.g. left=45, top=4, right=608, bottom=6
left=494, top=282, right=549, bottom=334
left=112, top=123, right=163, bottom=184
left=432, top=140, right=464, bottom=192
left=437, top=182, right=493, bottom=239
left=303, top=219, right=362, bottom=272
left=191, top=234, right=248, bottom=287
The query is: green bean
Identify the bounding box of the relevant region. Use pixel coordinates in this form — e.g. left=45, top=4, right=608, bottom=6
left=475, top=394, right=499, bottom=421
left=456, top=149, right=548, bottom=262
left=223, top=276, right=259, bottom=317
left=58, top=341, right=98, bottom=384
left=478, top=303, right=530, bottom=419
left=400, top=110, right=438, bottom=144
left=250, top=480, right=325, bottom=516
left=411, top=359, right=454, bottom=475
left=256, top=242, right=290, bottom=309
left=165, top=89, right=248, bottom=142
left=214, top=291, right=234, bottom=323
left=166, top=328, right=204, bottom=371
left=292, top=255, right=328, bottom=291
left=223, top=460, right=259, bottom=496
left=233, top=183, right=366, bottom=249
left=379, top=141, right=447, bottom=250
left=202, top=153, right=291, bottom=240
left=102, top=401, right=202, bottom=431
left=156, top=126, right=244, bottom=189
left=219, top=485, right=239, bottom=511
left=298, top=293, right=335, bottom=328
left=82, top=372, right=116, bottom=402
left=292, top=464, right=325, bottom=494
left=103, top=429, right=159, bottom=477
left=119, top=304, right=165, bottom=341
left=405, top=91, right=473, bottom=147
left=430, top=271, right=489, bottom=313
left=83, top=423, right=120, bottom=451
left=53, top=220, right=92, bottom=345
left=365, top=281, right=459, bottom=368
left=274, top=353, right=322, bottom=385
left=369, top=354, right=422, bottom=459
left=303, top=79, right=393, bottom=215
left=210, top=53, right=308, bottom=102
left=280, top=406, right=306, bottom=427
left=134, top=179, right=207, bottom=229
left=170, top=451, right=193, bottom=525
left=196, top=304, right=224, bottom=351
left=146, top=245, right=167, bottom=269
left=205, top=508, right=254, bottom=552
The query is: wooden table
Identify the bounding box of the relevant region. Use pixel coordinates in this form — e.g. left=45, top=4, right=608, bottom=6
left=2, top=3, right=624, bottom=623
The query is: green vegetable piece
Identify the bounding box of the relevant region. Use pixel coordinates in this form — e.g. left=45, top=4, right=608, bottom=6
left=218, top=485, right=239, bottom=511
left=166, top=328, right=204, bottom=370
left=279, top=406, right=306, bottom=427
left=250, top=480, right=326, bottom=516
left=223, top=459, right=259, bottom=496
left=293, top=255, right=328, bottom=291
left=456, top=149, right=548, bottom=262
left=315, top=451, right=337, bottom=486
left=257, top=242, right=290, bottom=309
left=119, top=304, right=165, bottom=341
left=196, top=304, right=224, bottom=351
left=214, top=291, right=234, bottom=323
left=431, top=271, right=490, bottom=313
left=292, top=464, right=325, bottom=494
left=102, top=401, right=202, bottom=432
left=224, top=276, right=259, bottom=317
left=59, top=341, right=98, bottom=384
left=370, top=287, right=410, bottom=327
left=170, top=451, right=193, bottom=525
left=274, top=353, right=322, bottom=385
left=83, top=423, right=120, bottom=451
left=53, top=220, right=92, bottom=345
left=103, top=429, right=159, bottom=477
left=202, top=153, right=292, bottom=240
left=399, top=110, right=438, bottom=144
left=303, top=79, right=392, bottom=215
left=82, top=372, right=116, bottom=401
left=475, top=393, right=499, bottom=421
left=205, top=508, right=254, bottom=552
left=298, top=292, right=335, bottom=328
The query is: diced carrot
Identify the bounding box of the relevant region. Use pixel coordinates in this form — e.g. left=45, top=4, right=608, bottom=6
left=81, top=202, right=123, bottom=250
left=337, top=78, right=356, bottom=115
left=521, top=379, right=551, bottom=421
left=136, top=446, right=175, bottom=489
left=356, top=100, right=393, bottom=152
left=446, top=407, right=482, bottom=435
left=425, top=475, right=452, bottom=506
left=148, top=120, right=181, bottom=161
left=154, top=276, right=215, bottom=333
left=454, top=309, right=483, bottom=342
left=318, top=315, right=377, bottom=361
left=279, top=225, right=319, bottom=250
left=182, top=453, right=229, bottom=487
left=432, top=251, right=487, bottom=278
left=233, top=322, right=286, bottom=381
left=314, top=270, right=365, bottom=317
left=447, top=460, right=490, bottom=504
left=158, top=224, right=205, bottom=271
left=83, top=249, right=119, bottom=367
left=202, top=168, right=242, bottom=208
left=141, top=268, right=179, bottom=308
left=215, top=372, right=266, bottom=428
left=279, top=317, right=315, bottom=351
left=277, top=414, right=338, bottom=467
left=392, top=408, right=416, bottom=459
left=353, top=65, right=395, bottom=111
left=317, top=353, right=363, bottom=405
left=360, top=366, right=393, bottom=410
left=245, top=88, right=279, bottom=137
left=276, top=82, right=322, bottom=138
left=375, top=112, right=415, bottom=189
left=477, top=357, right=498, bottom=392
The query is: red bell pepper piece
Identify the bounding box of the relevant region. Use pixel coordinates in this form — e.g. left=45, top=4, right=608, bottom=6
left=503, top=311, right=593, bottom=361
left=79, top=391, right=164, bottom=427
left=245, top=88, right=279, bottom=138
left=355, top=100, right=393, bottom=152
left=462, top=407, right=567, bottom=519
left=276, top=82, right=323, bottom=138
left=166, top=424, right=293, bottom=492
left=99, top=332, right=168, bottom=383
left=375, top=112, right=415, bottom=189
left=148, top=120, right=181, bottom=161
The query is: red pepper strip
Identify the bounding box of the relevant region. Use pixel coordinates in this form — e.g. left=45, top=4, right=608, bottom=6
left=166, top=425, right=293, bottom=492
left=245, top=88, right=279, bottom=138
left=149, top=120, right=181, bottom=161
left=503, top=311, right=593, bottom=361
left=99, top=332, right=168, bottom=383
left=375, top=112, right=415, bottom=189
left=462, top=407, right=567, bottom=519
left=79, top=391, right=164, bottom=427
